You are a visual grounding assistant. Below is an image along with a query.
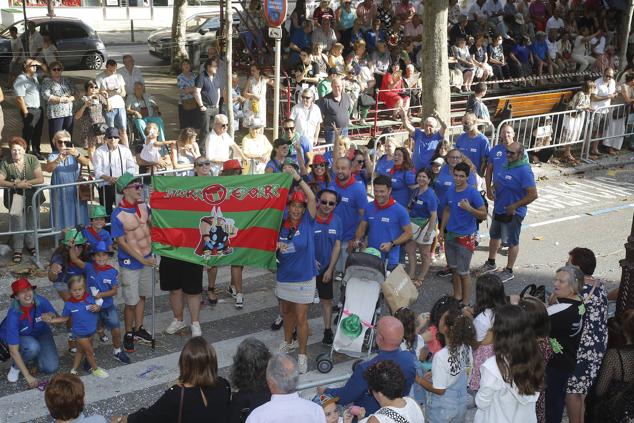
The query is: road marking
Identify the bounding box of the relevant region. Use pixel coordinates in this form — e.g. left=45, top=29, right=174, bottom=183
left=526, top=215, right=583, bottom=228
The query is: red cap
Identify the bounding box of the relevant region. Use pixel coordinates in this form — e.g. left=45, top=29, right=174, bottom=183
left=11, top=278, right=36, bottom=298
left=223, top=159, right=242, bottom=171
left=313, top=155, right=327, bottom=165
left=288, top=190, right=308, bottom=204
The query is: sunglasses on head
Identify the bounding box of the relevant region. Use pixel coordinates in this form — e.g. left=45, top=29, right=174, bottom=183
left=320, top=199, right=336, bottom=206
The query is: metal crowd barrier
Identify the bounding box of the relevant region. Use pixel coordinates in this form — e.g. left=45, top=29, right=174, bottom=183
left=582, top=103, right=633, bottom=161
left=0, top=184, right=46, bottom=243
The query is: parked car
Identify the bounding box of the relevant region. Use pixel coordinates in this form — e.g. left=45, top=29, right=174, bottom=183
left=0, top=17, right=107, bottom=71
left=147, top=12, right=240, bottom=62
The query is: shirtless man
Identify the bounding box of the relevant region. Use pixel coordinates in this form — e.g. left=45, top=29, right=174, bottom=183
left=111, top=172, right=155, bottom=353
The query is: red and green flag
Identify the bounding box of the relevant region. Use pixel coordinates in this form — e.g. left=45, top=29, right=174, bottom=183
left=150, top=174, right=292, bottom=270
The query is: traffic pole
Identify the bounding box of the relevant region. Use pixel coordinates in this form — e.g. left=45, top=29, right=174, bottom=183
left=273, top=35, right=281, bottom=139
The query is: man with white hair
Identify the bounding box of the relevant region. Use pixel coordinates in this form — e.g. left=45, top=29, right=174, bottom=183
left=204, top=114, right=246, bottom=176
left=290, top=88, right=323, bottom=148
left=246, top=354, right=326, bottom=423
left=401, top=109, right=447, bottom=171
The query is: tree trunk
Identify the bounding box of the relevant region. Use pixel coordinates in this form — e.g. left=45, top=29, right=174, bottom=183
left=171, top=0, right=189, bottom=73
left=619, top=0, right=634, bottom=72
left=46, top=0, right=55, bottom=17
left=225, top=0, right=234, bottom=138
left=420, top=2, right=450, bottom=124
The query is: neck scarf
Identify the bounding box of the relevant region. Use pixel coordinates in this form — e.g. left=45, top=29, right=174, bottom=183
left=87, top=226, right=101, bottom=242
left=93, top=263, right=113, bottom=272
left=389, top=164, right=403, bottom=175
left=19, top=303, right=34, bottom=325
left=374, top=197, right=396, bottom=209
left=315, top=212, right=334, bottom=224
left=335, top=174, right=356, bottom=189
left=68, top=292, right=89, bottom=303
left=119, top=197, right=141, bottom=218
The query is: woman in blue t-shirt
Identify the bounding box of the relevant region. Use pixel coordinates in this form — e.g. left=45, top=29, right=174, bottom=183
left=275, top=167, right=317, bottom=374
left=374, top=136, right=396, bottom=176
left=406, top=168, right=439, bottom=287
left=265, top=138, right=290, bottom=174
left=390, top=147, right=417, bottom=207
left=303, top=154, right=331, bottom=194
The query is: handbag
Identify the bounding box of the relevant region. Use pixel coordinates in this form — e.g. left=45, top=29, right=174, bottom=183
left=77, top=164, right=95, bottom=202
left=182, top=97, right=198, bottom=111
left=376, top=407, right=411, bottom=423
left=359, top=92, right=375, bottom=107
left=382, top=265, right=419, bottom=313
left=91, top=122, right=108, bottom=136
left=9, top=193, right=24, bottom=217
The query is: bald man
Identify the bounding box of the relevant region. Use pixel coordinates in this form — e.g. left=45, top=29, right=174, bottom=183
left=319, top=316, right=417, bottom=414
left=401, top=109, right=448, bottom=171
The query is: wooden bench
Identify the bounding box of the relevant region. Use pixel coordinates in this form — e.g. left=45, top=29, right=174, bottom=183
left=493, top=90, right=574, bottom=118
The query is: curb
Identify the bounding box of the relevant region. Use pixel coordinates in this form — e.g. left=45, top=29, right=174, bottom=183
left=104, top=41, right=146, bottom=47
left=561, top=157, right=634, bottom=176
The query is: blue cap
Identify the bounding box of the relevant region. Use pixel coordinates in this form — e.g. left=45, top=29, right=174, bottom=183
left=92, top=241, right=113, bottom=255
left=105, top=127, right=120, bottom=139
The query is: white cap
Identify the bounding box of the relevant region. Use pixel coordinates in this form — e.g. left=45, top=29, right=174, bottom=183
left=432, top=157, right=445, bottom=165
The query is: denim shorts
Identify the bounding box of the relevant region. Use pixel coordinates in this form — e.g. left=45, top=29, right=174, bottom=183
left=99, top=306, right=120, bottom=330
left=489, top=214, right=524, bottom=246
left=445, top=237, right=474, bottom=276
left=105, top=107, right=127, bottom=129
left=426, top=371, right=470, bottom=423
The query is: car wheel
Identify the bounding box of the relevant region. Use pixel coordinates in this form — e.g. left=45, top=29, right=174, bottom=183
left=83, top=51, right=104, bottom=70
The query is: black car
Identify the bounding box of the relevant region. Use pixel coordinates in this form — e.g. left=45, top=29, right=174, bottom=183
left=0, top=17, right=108, bottom=71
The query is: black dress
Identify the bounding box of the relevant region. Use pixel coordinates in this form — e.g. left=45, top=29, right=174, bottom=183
left=128, top=377, right=231, bottom=423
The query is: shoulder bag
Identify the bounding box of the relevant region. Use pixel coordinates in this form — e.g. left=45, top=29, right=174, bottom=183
left=77, top=163, right=95, bottom=202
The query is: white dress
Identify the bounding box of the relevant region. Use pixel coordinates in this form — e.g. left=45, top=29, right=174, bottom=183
left=359, top=397, right=425, bottom=423
left=244, top=76, right=268, bottom=127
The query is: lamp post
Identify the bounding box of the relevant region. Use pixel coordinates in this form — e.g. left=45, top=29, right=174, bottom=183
left=616, top=211, right=634, bottom=319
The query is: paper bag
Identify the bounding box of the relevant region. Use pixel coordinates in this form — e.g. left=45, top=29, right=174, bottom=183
left=382, top=264, right=418, bottom=313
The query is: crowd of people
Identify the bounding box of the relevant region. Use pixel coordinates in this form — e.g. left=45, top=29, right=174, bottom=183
left=0, top=1, right=632, bottom=422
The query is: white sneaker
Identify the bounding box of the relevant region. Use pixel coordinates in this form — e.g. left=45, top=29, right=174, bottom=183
left=235, top=293, right=244, bottom=309
left=313, top=289, right=320, bottom=304
left=191, top=322, right=202, bottom=337
left=298, top=353, right=308, bottom=374
left=165, top=319, right=188, bottom=334
left=278, top=339, right=299, bottom=353
left=7, top=366, right=20, bottom=383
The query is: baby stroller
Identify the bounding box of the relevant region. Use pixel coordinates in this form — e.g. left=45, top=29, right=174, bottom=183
left=316, top=251, right=386, bottom=373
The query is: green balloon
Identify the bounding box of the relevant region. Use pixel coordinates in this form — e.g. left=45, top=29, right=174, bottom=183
left=340, top=314, right=363, bottom=338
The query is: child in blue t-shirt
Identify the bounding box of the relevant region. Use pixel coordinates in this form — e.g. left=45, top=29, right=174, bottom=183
left=70, top=240, right=131, bottom=365
left=82, top=205, right=113, bottom=255
left=46, top=275, right=108, bottom=378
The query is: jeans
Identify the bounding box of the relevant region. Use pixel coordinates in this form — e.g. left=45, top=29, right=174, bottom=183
left=10, top=204, right=34, bottom=252
left=198, top=106, right=219, bottom=154
left=426, top=371, right=469, bottom=423
left=324, top=127, right=348, bottom=144
left=22, top=107, right=44, bottom=154
left=105, top=107, right=127, bottom=129
left=48, top=115, right=74, bottom=143
left=17, top=330, right=60, bottom=374
left=545, top=364, right=571, bottom=423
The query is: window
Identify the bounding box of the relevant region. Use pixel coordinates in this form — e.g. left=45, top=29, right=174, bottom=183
left=57, top=24, right=87, bottom=40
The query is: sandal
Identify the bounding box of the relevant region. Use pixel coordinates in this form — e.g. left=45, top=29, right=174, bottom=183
left=207, top=287, right=218, bottom=305
left=12, top=251, right=22, bottom=263
left=27, top=247, right=36, bottom=256
left=412, top=278, right=423, bottom=288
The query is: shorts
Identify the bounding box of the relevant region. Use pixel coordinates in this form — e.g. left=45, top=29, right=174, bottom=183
left=74, top=331, right=96, bottom=339
left=159, top=256, right=203, bottom=295
left=445, top=237, right=474, bottom=276
left=316, top=272, right=334, bottom=300
left=411, top=219, right=434, bottom=245
left=53, top=281, right=69, bottom=293
left=105, top=107, right=127, bottom=130
left=275, top=278, right=316, bottom=304
left=99, top=306, right=120, bottom=330
left=120, top=265, right=154, bottom=306
left=489, top=214, right=524, bottom=246
left=335, top=246, right=350, bottom=274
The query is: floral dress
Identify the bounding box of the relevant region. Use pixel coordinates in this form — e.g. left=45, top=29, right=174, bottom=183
left=566, top=279, right=608, bottom=394
left=75, top=94, right=108, bottom=148
left=537, top=337, right=553, bottom=423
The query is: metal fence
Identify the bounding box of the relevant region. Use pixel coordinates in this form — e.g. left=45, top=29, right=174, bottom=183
left=582, top=104, right=634, bottom=161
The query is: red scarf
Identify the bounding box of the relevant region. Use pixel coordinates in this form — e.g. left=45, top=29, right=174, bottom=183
left=19, top=304, right=34, bottom=325
left=283, top=217, right=301, bottom=230
left=335, top=174, right=356, bottom=189
left=313, top=173, right=326, bottom=182
left=374, top=197, right=396, bottom=209
left=68, top=292, right=89, bottom=303
left=93, top=263, right=113, bottom=272
left=315, top=212, right=334, bottom=224
left=87, top=226, right=101, bottom=242
left=389, top=164, right=403, bottom=175
left=119, top=197, right=141, bottom=218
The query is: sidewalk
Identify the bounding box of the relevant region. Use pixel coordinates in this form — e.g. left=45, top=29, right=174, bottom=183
left=99, top=30, right=152, bottom=46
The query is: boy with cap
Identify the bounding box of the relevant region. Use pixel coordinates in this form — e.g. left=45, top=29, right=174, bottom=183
left=111, top=172, right=154, bottom=353
left=82, top=205, right=113, bottom=255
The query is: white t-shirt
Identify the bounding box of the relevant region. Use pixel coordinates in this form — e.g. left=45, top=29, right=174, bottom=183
left=473, top=309, right=494, bottom=342
left=592, top=77, right=616, bottom=111
left=205, top=131, right=236, bottom=162
left=431, top=345, right=472, bottom=390
left=545, top=39, right=560, bottom=60
left=359, top=397, right=425, bottom=423
left=291, top=103, right=323, bottom=143
left=400, top=334, right=425, bottom=360
left=96, top=72, right=127, bottom=109
left=546, top=16, right=564, bottom=33
left=592, top=36, right=606, bottom=55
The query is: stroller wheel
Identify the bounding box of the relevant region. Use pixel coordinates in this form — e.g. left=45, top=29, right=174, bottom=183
left=316, top=353, right=333, bottom=374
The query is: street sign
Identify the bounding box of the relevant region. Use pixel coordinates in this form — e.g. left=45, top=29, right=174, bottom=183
left=263, top=0, right=287, bottom=28
left=268, top=27, right=282, bottom=39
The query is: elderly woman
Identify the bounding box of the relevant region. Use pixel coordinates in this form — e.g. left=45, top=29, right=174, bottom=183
left=0, top=278, right=59, bottom=389
left=122, top=337, right=231, bottom=422
left=0, top=137, right=44, bottom=263
left=545, top=265, right=586, bottom=423
left=73, top=79, right=108, bottom=161
left=41, top=61, right=75, bottom=143
left=45, top=373, right=107, bottom=422
left=126, top=81, right=166, bottom=142
left=177, top=58, right=199, bottom=130
left=275, top=166, right=317, bottom=375
left=229, top=338, right=272, bottom=422
left=171, top=127, right=200, bottom=176
left=44, top=130, right=91, bottom=230
left=242, top=118, right=273, bottom=174
left=562, top=80, right=595, bottom=164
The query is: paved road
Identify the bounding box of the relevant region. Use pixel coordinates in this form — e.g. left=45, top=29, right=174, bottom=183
left=0, top=166, right=631, bottom=422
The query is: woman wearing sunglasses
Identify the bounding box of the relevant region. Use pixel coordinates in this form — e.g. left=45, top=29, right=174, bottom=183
left=304, top=154, right=331, bottom=193
left=41, top=61, right=75, bottom=144
left=44, top=130, right=91, bottom=231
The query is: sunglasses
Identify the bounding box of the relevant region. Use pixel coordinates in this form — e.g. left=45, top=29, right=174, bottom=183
left=57, top=141, right=72, bottom=147
left=28, top=64, right=37, bottom=68
left=506, top=151, right=519, bottom=156
left=195, top=161, right=212, bottom=167
left=286, top=226, right=296, bottom=241
left=51, top=68, right=63, bottom=71
left=284, top=127, right=295, bottom=131
left=447, top=155, right=461, bottom=159
left=356, top=159, right=365, bottom=164
left=127, top=183, right=144, bottom=190
left=312, top=163, right=326, bottom=168
left=320, top=200, right=336, bottom=206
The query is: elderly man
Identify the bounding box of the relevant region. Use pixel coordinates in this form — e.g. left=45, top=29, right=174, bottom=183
left=118, top=54, right=145, bottom=98
left=312, top=15, right=337, bottom=52
left=291, top=88, right=323, bottom=148
left=111, top=173, right=155, bottom=354
left=485, top=123, right=514, bottom=200
left=247, top=354, right=326, bottom=423
left=320, top=316, right=416, bottom=414
left=93, top=127, right=137, bottom=217
left=14, top=58, right=44, bottom=159
left=478, top=142, right=537, bottom=283
left=401, top=109, right=447, bottom=171
left=195, top=58, right=223, bottom=151
left=96, top=59, right=129, bottom=147
left=318, top=77, right=352, bottom=144
left=204, top=114, right=246, bottom=176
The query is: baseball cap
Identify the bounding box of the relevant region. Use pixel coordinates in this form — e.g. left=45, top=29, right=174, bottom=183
left=11, top=278, right=36, bottom=298
left=105, top=127, right=120, bottom=139
left=223, top=159, right=242, bottom=172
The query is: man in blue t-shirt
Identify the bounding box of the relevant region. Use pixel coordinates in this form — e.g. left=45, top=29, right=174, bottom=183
left=289, top=20, right=313, bottom=66
left=110, top=173, right=155, bottom=354
left=531, top=31, right=553, bottom=81
left=353, top=175, right=412, bottom=271
left=401, top=109, right=447, bottom=171
left=329, top=157, right=368, bottom=273
left=439, top=163, right=487, bottom=304
left=485, top=123, right=515, bottom=201
left=313, top=189, right=342, bottom=345
left=478, top=143, right=537, bottom=283
left=456, top=112, right=490, bottom=176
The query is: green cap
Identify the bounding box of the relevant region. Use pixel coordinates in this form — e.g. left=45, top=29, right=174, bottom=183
left=282, top=158, right=299, bottom=170
left=363, top=247, right=382, bottom=258
left=63, top=228, right=87, bottom=246
left=340, top=313, right=363, bottom=338
left=90, top=205, right=108, bottom=219
left=115, top=172, right=142, bottom=194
